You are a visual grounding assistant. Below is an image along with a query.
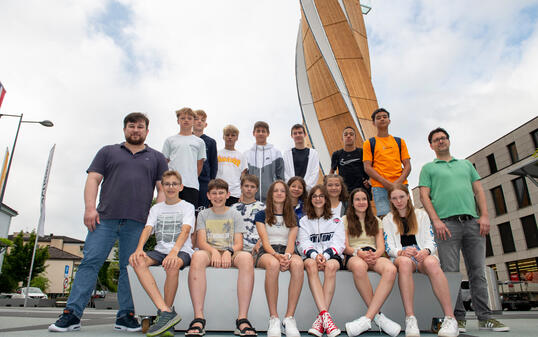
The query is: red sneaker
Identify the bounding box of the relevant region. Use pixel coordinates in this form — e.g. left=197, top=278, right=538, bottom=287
left=308, top=314, right=324, bottom=337
left=322, top=312, right=341, bottom=337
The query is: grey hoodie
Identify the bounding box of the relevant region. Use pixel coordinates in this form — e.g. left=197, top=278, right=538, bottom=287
left=244, top=143, right=285, bottom=202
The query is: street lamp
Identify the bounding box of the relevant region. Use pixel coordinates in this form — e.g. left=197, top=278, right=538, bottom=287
left=0, top=113, right=54, bottom=203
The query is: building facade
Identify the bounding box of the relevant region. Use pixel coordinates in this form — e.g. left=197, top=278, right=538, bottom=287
left=413, top=117, right=538, bottom=282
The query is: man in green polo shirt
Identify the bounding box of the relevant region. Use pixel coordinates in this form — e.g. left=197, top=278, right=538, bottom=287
left=419, top=127, right=509, bottom=333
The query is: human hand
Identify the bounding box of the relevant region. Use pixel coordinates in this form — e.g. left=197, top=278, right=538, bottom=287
left=221, top=250, right=232, bottom=268
left=478, top=216, right=490, bottom=236
left=129, top=249, right=147, bottom=267
left=415, top=249, right=429, bottom=263
left=162, top=253, right=180, bottom=271
left=84, top=208, right=100, bottom=232
left=211, top=250, right=222, bottom=268
left=433, top=219, right=451, bottom=240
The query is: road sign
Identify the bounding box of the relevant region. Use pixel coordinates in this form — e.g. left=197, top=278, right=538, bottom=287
left=63, top=277, right=69, bottom=290
left=64, top=265, right=69, bottom=277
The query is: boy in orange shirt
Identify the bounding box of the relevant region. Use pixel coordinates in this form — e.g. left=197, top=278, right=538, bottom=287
left=363, top=108, right=411, bottom=217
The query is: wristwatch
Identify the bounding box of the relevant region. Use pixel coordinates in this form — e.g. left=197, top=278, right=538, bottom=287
left=425, top=248, right=431, bottom=255
left=226, top=247, right=234, bottom=255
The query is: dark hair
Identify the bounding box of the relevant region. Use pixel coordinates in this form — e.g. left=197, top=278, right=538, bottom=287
left=287, top=176, right=307, bottom=202
left=264, top=181, right=297, bottom=228
left=291, top=124, right=306, bottom=135
left=371, top=108, right=390, bottom=121
left=240, top=174, right=259, bottom=188
left=388, top=184, right=418, bottom=235
left=253, top=121, right=270, bottom=133
left=428, top=127, right=450, bottom=144
left=323, top=174, right=349, bottom=202
left=343, top=126, right=355, bottom=133
left=305, top=185, right=332, bottom=220
left=346, top=188, right=378, bottom=237
left=123, top=112, right=149, bottom=128
left=208, top=178, right=229, bottom=192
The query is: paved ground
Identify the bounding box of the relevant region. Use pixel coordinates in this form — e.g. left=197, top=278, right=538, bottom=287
left=0, top=307, right=536, bottom=336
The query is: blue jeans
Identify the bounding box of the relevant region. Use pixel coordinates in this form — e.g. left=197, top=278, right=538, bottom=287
left=66, top=219, right=144, bottom=318
left=372, top=187, right=390, bottom=216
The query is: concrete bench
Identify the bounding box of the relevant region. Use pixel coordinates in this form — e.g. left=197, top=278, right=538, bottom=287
left=127, top=266, right=460, bottom=331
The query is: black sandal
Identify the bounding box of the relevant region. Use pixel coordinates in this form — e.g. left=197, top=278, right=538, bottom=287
left=185, top=318, right=206, bottom=337
left=234, top=318, right=257, bottom=336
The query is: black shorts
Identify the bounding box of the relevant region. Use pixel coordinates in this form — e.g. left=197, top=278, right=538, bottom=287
left=225, top=196, right=240, bottom=206
left=146, top=250, right=191, bottom=270
left=304, top=254, right=344, bottom=270
left=255, top=244, right=287, bottom=267
left=179, top=187, right=199, bottom=209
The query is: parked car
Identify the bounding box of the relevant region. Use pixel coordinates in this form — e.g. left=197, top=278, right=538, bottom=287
left=499, top=281, right=538, bottom=311
left=12, top=287, right=48, bottom=299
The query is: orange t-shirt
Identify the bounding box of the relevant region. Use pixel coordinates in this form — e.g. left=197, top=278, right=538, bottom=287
left=362, top=136, right=411, bottom=188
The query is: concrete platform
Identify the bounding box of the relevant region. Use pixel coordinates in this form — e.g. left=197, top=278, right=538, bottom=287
left=0, top=307, right=537, bottom=337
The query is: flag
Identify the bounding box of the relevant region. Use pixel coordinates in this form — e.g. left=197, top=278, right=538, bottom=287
left=37, top=144, right=56, bottom=237
left=0, top=147, right=9, bottom=195
left=0, top=82, right=6, bottom=109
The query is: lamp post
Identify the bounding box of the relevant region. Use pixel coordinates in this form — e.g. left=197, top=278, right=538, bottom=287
left=0, top=113, right=54, bottom=203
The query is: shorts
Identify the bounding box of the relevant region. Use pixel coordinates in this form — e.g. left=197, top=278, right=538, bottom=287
left=146, top=250, right=191, bottom=270
left=255, top=244, right=287, bottom=267
left=304, top=254, right=344, bottom=270
left=225, top=196, right=240, bottom=207
left=344, top=246, right=376, bottom=268
left=372, top=187, right=390, bottom=217
left=179, top=187, right=199, bottom=209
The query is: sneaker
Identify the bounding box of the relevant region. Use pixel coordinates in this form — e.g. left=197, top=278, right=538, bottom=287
left=478, top=319, right=510, bottom=332
left=114, top=312, right=142, bottom=332
left=160, top=326, right=175, bottom=337
left=405, top=315, right=420, bottom=337
left=322, top=311, right=341, bottom=337
left=438, top=317, right=458, bottom=337
left=345, top=316, right=370, bottom=337
left=48, top=308, right=81, bottom=332
left=283, top=316, right=301, bottom=337
left=457, top=320, right=466, bottom=333
left=374, top=313, right=401, bottom=337
left=147, top=308, right=182, bottom=336
left=308, top=314, right=324, bottom=337
left=268, top=317, right=282, bottom=337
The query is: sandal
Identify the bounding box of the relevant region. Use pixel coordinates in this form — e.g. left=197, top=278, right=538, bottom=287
left=234, top=318, right=257, bottom=336
left=185, top=318, right=206, bottom=337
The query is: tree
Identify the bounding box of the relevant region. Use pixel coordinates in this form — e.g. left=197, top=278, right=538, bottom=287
left=0, top=231, right=49, bottom=292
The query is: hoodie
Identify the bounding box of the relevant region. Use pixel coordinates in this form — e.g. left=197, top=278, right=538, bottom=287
left=244, top=143, right=285, bottom=202
left=297, top=215, right=345, bottom=260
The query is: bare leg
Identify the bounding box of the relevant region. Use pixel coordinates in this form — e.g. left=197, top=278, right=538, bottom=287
left=163, top=260, right=183, bottom=308
left=285, top=255, right=304, bottom=317
left=365, top=257, right=397, bottom=319
left=394, top=256, right=415, bottom=317
left=257, top=254, right=280, bottom=317
left=322, top=259, right=339, bottom=310
left=347, top=256, right=373, bottom=308
left=133, top=256, right=170, bottom=311
left=234, top=251, right=255, bottom=334
left=304, top=259, right=327, bottom=312
left=187, top=251, right=210, bottom=333
left=418, top=256, right=455, bottom=318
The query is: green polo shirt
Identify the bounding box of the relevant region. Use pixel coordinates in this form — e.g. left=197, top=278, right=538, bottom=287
left=418, top=157, right=480, bottom=219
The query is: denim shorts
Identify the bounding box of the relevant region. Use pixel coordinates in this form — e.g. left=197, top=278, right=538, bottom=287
left=372, top=187, right=390, bottom=216
left=146, top=250, right=191, bottom=270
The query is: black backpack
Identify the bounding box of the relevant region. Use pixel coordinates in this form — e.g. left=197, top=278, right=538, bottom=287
left=369, top=136, right=402, bottom=165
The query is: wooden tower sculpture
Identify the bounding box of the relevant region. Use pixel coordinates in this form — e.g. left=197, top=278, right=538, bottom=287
left=296, top=0, right=378, bottom=173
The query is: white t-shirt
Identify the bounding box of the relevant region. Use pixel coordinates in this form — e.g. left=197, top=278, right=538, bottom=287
left=216, top=149, right=248, bottom=198
left=146, top=200, right=195, bottom=256
left=332, top=201, right=343, bottom=218
left=254, top=210, right=290, bottom=246
left=162, top=134, right=206, bottom=190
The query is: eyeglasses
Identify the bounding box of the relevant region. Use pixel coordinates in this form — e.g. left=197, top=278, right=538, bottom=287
left=163, top=182, right=180, bottom=187
left=432, top=136, right=448, bottom=143
left=312, top=194, right=325, bottom=199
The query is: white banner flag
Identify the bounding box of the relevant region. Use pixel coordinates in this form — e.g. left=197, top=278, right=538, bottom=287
left=37, top=144, right=56, bottom=237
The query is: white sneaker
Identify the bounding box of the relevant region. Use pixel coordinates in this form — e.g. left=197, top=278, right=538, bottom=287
left=345, top=316, right=371, bottom=337
left=268, top=317, right=282, bottom=337
left=374, top=313, right=401, bottom=337
left=405, top=316, right=420, bottom=337
left=438, top=317, right=459, bottom=337
left=283, top=316, right=301, bottom=337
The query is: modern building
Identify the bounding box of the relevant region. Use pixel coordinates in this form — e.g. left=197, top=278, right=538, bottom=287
left=0, top=203, right=17, bottom=273
left=413, top=117, right=538, bottom=282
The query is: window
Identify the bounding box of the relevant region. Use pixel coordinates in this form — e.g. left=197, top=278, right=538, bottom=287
left=512, top=177, right=531, bottom=208
left=506, top=258, right=538, bottom=280
left=487, top=154, right=497, bottom=174
left=486, top=234, right=494, bottom=257
left=498, top=222, right=516, bottom=253
left=532, top=128, right=538, bottom=148
left=507, top=142, right=518, bottom=163
left=490, top=185, right=507, bottom=216
left=521, top=215, right=538, bottom=249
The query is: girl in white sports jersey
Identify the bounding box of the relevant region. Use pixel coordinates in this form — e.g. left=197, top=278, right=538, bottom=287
left=297, top=185, right=344, bottom=337
left=255, top=180, right=303, bottom=337
left=343, top=188, right=400, bottom=337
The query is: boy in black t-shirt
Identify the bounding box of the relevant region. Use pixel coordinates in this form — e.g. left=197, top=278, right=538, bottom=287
left=330, top=126, right=370, bottom=193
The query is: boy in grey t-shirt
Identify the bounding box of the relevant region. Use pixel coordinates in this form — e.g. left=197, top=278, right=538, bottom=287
left=187, top=179, right=257, bottom=336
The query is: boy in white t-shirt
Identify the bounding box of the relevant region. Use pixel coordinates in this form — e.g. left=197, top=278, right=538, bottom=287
left=216, top=124, right=248, bottom=206
left=129, top=170, right=195, bottom=337
left=162, top=107, right=206, bottom=208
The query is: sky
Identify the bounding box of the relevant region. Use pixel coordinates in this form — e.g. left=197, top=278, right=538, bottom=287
left=0, top=0, right=537, bottom=240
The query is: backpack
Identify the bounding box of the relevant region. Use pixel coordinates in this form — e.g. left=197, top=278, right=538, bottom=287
left=369, top=136, right=402, bottom=165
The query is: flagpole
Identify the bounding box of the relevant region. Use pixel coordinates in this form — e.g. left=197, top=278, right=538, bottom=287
left=23, top=232, right=40, bottom=307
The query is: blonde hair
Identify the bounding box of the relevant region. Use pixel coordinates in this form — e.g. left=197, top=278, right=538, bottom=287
left=223, top=124, right=239, bottom=136
left=162, top=170, right=182, bottom=185
left=193, top=109, right=207, bottom=119
left=175, top=107, right=196, bottom=118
